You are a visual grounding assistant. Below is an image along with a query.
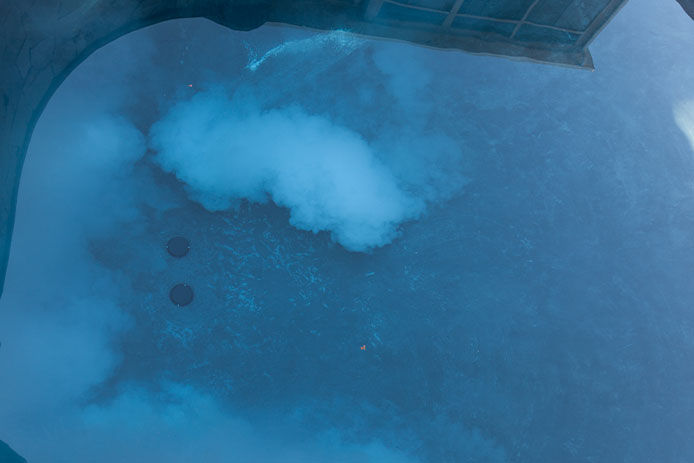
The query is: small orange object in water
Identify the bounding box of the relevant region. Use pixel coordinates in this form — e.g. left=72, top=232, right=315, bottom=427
left=360, top=345, right=366, bottom=350
left=187, top=84, right=193, bottom=87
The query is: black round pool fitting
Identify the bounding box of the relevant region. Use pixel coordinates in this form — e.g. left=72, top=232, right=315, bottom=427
left=170, top=283, right=194, bottom=306
left=167, top=236, right=190, bottom=258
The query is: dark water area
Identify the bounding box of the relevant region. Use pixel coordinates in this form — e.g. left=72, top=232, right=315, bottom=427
left=1, top=0, right=693, bottom=461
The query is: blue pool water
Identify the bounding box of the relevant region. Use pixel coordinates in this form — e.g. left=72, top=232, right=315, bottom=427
left=1, top=0, right=693, bottom=461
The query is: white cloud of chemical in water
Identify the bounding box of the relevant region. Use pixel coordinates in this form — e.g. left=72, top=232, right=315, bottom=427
left=674, top=100, right=694, bottom=153
left=150, top=89, right=425, bottom=251
left=0, top=21, right=418, bottom=463
left=151, top=31, right=469, bottom=251
left=245, top=29, right=361, bottom=72
left=0, top=56, right=141, bottom=458
left=8, top=380, right=415, bottom=463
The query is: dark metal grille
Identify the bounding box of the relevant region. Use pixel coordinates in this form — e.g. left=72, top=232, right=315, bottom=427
left=367, top=0, right=625, bottom=49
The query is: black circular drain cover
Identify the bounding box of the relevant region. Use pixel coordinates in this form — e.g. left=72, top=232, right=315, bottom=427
left=167, top=236, right=190, bottom=257
left=170, top=283, right=194, bottom=306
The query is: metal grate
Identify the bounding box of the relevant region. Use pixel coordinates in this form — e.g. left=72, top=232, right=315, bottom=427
left=367, top=0, right=624, bottom=48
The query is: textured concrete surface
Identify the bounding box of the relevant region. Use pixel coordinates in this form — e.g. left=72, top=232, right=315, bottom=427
left=0, top=0, right=627, bottom=298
